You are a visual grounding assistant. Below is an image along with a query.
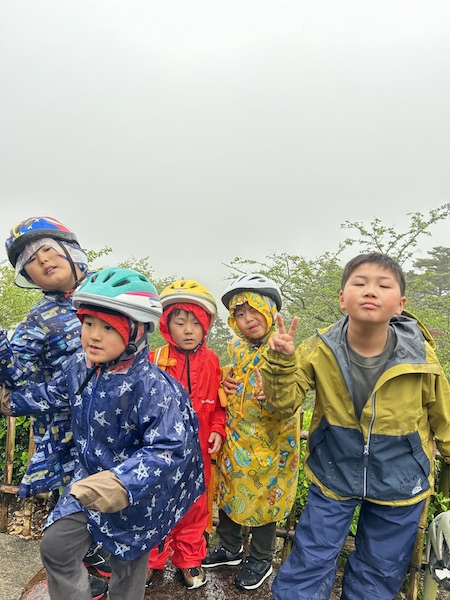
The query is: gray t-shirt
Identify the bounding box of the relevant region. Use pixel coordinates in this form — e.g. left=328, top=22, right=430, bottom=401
left=347, top=326, right=396, bottom=420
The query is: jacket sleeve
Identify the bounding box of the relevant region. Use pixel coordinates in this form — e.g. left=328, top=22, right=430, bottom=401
left=0, top=313, right=46, bottom=386
left=9, top=369, right=70, bottom=416
left=427, top=365, right=450, bottom=463
left=260, top=343, right=314, bottom=416
left=210, top=358, right=226, bottom=439
left=110, top=375, right=202, bottom=506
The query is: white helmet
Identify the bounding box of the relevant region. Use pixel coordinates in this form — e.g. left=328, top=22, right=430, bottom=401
left=427, top=510, right=450, bottom=590
left=221, top=273, right=282, bottom=310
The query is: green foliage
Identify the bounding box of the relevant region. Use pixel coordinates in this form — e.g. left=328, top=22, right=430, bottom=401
left=0, top=261, right=41, bottom=330
left=0, top=415, right=30, bottom=484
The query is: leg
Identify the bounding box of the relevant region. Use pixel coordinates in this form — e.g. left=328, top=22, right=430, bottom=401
left=40, top=512, right=93, bottom=600
left=202, top=509, right=244, bottom=567
left=216, top=508, right=244, bottom=553
left=109, top=551, right=149, bottom=600
left=250, top=522, right=277, bottom=561
left=235, top=523, right=277, bottom=590
left=342, top=499, right=425, bottom=600
left=170, top=492, right=208, bottom=568
left=271, top=484, right=358, bottom=600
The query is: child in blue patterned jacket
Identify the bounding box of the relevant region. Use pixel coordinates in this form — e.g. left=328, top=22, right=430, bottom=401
left=1, top=216, right=110, bottom=599
left=0, top=267, right=204, bottom=600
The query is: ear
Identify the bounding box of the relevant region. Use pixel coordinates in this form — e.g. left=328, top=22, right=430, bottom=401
left=395, top=296, right=407, bottom=316
left=339, top=290, right=346, bottom=311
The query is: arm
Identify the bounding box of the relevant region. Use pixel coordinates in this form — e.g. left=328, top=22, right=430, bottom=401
left=8, top=369, right=70, bottom=417
left=260, top=314, right=307, bottom=415
left=428, top=367, right=450, bottom=462
left=108, top=374, right=203, bottom=507
left=0, top=313, right=47, bottom=386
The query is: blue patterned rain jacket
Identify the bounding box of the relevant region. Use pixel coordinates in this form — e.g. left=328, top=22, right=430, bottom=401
left=0, top=290, right=82, bottom=496
left=9, top=345, right=205, bottom=561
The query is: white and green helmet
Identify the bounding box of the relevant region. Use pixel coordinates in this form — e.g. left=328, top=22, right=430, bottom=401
left=73, top=267, right=162, bottom=332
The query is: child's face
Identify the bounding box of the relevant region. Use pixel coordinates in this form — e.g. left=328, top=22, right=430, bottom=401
left=233, top=302, right=268, bottom=340
left=23, top=245, right=81, bottom=292
left=81, top=315, right=126, bottom=363
left=168, top=310, right=203, bottom=350
left=339, top=262, right=406, bottom=325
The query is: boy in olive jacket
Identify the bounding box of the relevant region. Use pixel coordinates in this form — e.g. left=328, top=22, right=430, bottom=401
left=261, top=253, right=450, bottom=600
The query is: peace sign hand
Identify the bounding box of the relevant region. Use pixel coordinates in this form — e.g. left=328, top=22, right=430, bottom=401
left=268, top=314, right=298, bottom=355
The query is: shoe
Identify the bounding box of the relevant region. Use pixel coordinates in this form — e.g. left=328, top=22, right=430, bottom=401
left=234, top=556, right=273, bottom=590
left=181, top=566, right=207, bottom=589
left=202, top=544, right=244, bottom=568
left=146, top=568, right=154, bottom=587
left=88, top=573, right=108, bottom=600
left=84, top=544, right=112, bottom=577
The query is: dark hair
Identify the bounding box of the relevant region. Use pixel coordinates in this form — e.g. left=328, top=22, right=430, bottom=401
left=341, top=253, right=406, bottom=295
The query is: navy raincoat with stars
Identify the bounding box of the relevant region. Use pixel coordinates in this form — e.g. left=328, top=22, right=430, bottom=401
left=9, top=344, right=205, bottom=561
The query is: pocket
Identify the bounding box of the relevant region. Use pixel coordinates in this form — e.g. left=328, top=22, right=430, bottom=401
left=306, top=416, right=365, bottom=497
left=367, top=431, right=430, bottom=500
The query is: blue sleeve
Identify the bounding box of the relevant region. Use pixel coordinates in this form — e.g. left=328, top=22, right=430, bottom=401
left=9, top=369, right=70, bottom=416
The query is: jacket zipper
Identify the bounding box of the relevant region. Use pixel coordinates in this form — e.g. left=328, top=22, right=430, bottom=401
left=84, top=374, right=99, bottom=462
left=362, top=392, right=376, bottom=498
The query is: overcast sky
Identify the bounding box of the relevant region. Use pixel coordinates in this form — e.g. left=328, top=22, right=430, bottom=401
left=1, top=1, right=449, bottom=318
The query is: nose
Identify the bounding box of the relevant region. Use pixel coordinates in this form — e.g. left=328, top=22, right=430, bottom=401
left=35, top=250, right=48, bottom=264
left=363, top=285, right=376, bottom=296
left=89, top=325, right=102, bottom=340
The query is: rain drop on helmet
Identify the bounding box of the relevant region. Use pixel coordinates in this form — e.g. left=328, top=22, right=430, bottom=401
left=221, top=273, right=282, bottom=311
left=73, top=267, right=162, bottom=332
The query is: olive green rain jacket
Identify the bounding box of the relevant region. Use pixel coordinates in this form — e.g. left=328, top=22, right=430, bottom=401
left=261, top=312, right=450, bottom=507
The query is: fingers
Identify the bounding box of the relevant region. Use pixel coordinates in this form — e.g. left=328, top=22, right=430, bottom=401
left=254, top=368, right=263, bottom=390
left=288, top=316, right=299, bottom=337
left=276, top=314, right=299, bottom=338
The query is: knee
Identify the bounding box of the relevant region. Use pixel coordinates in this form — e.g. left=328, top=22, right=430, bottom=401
left=40, top=526, right=61, bottom=565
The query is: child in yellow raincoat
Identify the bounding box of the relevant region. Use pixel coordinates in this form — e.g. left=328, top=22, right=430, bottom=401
left=202, top=274, right=301, bottom=591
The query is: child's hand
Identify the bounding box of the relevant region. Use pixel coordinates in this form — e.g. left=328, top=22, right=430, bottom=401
left=252, top=368, right=265, bottom=401
left=223, top=370, right=238, bottom=395
left=268, top=314, right=298, bottom=355
left=208, top=431, right=222, bottom=455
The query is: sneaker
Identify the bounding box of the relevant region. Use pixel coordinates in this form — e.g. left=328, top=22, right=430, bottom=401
left=202, top=544, right=244, bottom=568
left=181, top=566, right=207, bottom=589
left=84, top=544, right=112, bottom=577
left=234, top=556, right=273, bottom=590
left=88, top=573, right=108, bottom=600
left=146, top=568, right=154, bottom=587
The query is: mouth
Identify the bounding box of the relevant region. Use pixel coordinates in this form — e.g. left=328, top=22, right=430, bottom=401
left=88, top=345, right=102, bottom=353
left=45, top=266, right=56, bottom=275
left=361, top=302, right=378, bottom=309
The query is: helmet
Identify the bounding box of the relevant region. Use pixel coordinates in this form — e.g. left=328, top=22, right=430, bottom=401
left=221, top=274, right=282, bottom=311
left=427, top=510, right=450, bottom=590
left=73, top=267, right=162, bottom=332
left=5, top=216, right=80, bottom=267
left=160, top=280, right=217, bottom=328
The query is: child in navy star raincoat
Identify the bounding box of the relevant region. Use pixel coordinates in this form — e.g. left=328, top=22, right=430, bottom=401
left=0, top=267, right=204, bottom=600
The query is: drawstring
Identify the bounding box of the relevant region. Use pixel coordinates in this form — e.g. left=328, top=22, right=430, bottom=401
left=236, top=346, right=263, bottom=417
left=76, top=363, right=106, bottom=395
left=178, top=339, right=204, bottom=395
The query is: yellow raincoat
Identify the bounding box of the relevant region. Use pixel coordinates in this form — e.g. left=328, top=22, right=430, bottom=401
left=217, top=291, right=301, bottom=526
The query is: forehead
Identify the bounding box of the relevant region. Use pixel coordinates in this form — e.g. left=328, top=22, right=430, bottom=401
left=348, top=263, right=398, bottom=282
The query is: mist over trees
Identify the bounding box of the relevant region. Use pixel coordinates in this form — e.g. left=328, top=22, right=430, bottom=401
left=1, top=204, right=449, bottom=375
